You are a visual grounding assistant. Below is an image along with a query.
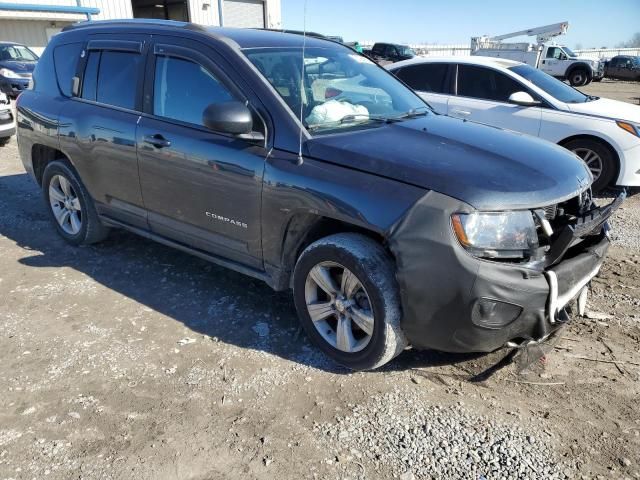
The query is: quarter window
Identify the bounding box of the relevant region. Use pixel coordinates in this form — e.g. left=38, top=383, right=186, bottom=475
left=396, top=64, right=449, bottom=94
left=53, top=43, right=82, bottom=97
left=457, top=65, right=524, bottom=102
left=153, top=55, right=234, bottom=126
left=81, top=50, right=141, bottom=110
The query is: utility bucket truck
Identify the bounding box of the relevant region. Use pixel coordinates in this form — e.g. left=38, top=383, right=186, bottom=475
left=471, top=22, right=603, bottom=86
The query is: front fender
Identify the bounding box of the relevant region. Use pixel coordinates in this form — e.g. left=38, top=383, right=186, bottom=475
left=261, top=150, right=427, bottom=276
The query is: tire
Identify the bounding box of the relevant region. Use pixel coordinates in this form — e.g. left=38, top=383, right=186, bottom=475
left=42, top=160, right=110, bottom=245
left=0, top=137, right=10, bottom=147
left=563, top=138, right=617, bottom=193
left=293, top=233, right=407, bottom=370
left=569, top=68, right=589, bottom=87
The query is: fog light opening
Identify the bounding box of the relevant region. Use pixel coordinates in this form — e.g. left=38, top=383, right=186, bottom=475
left=471, top=298, right=522, bottom=330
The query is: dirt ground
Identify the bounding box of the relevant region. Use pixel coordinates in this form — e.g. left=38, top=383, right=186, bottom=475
left=0, top=80, right=639, bottom=480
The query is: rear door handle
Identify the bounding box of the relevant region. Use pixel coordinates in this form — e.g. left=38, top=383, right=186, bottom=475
left=451, top=109, right=471, bottom=116
left=143, top=134, right=171, bottom=148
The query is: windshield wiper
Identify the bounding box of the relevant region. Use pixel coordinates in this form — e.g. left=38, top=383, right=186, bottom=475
left=384, top=108, right=429, bottom=121
left=585, top=95, right=600, bottom=102
left=307, top=114, right=386, bottom=131
left=308, top=108, right=429, bottom=131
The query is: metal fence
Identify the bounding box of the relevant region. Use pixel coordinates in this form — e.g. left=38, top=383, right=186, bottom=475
left=361, top=42, right=640, bottom=60
left=572, top=47, right=640, bottom=59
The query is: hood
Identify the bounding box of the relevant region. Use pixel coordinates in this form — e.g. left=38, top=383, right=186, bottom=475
left=307, top=115, right=591, bottom=210
left=0, top=59, right=36, bottom=75
left=566, top=97, right=640, bottom=123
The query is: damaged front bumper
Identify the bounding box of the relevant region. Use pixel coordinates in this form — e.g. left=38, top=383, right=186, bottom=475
left=388, top=190, right=622, bottom=354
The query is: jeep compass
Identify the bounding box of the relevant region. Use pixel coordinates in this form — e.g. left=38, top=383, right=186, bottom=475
left=16, top=20, right=622, bottom=370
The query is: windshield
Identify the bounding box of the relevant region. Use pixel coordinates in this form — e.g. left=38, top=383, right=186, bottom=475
left=243, top=46, right=428, bottom=133
left=509, top=64, right=588, bottom=103
left=399, top=46, right=415, bottom=56
left=562, top=46, right=577, bottom=58
left=0, top=45, right=38, bottom=62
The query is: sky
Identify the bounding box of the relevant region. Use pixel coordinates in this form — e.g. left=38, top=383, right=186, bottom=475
left=280, top=0, right=640, bottom=48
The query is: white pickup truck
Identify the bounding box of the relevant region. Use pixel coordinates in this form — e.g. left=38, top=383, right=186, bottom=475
left=471, top=22, right=603, bottom=86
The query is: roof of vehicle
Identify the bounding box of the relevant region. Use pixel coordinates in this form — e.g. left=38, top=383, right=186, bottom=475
left=62, top=19, right=338, bottom=50
left=373, top=42, right=411, bottom=48
left=0, top=41, right=28, bottom=47
left=387, top=55, right=523, bottom=70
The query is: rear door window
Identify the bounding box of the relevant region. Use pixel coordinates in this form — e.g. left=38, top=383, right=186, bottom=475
left=81, top=50, right=142, bottom=110
left=395, top=63, right=449, bottom=93
left=457, top=64, right=524, bottom=102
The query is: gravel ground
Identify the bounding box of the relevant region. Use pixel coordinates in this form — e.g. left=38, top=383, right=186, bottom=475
left=317, top=391, right=572, bottom=480
left=0, top=80, right=639, bottom=480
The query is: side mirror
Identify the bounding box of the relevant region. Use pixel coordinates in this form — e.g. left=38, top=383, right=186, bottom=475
left=508, top=91, right=541, bottom=107
left=203, top=101, right=254, bottom=135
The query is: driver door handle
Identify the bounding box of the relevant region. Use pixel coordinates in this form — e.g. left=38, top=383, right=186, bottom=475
left=143, top=134, right=171, bottom=148
left=451, top=109, right=471, bottom=117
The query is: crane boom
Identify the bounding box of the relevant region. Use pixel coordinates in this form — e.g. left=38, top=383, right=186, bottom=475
left=490, top=21, right=569, bottom=45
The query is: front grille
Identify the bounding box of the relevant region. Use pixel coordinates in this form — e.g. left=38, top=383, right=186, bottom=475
left=543, top=204, right=558, bottom=220
left=17, top=72, right=31, bottom=78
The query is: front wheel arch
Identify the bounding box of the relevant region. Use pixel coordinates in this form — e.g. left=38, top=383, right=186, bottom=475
left=566, top=64, right=593, bottom=86
left=559, top=135, right=620, bottom=190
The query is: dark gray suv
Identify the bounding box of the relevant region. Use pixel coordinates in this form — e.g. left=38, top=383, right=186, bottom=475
left=16, top=20, right=622, bottom=370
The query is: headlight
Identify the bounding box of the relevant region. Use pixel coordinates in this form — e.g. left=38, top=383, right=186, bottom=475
left=617, top=121, right=640, bottom=138
left=0, top=68, right=21, bottom=79
left=451, top=211, right=538, bottom=260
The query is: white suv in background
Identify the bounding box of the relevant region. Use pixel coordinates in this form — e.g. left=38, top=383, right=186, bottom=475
left=387, top=56, right=640, bottom=192
left=0, top=91, right=14, bottom=146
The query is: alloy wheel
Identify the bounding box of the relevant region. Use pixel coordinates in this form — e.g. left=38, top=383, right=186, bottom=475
left=571, top=147, right=603, bottom=182
left=49, top=174, right=82, bottom=235
left=304, top=261, right=374, bottom=353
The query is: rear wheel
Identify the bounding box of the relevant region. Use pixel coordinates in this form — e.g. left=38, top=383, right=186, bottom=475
left=563, top=138, right=617, bottom=192
left=0, top=137, right=10, bottom=147
left=42, top=160, right=110, bottom=245
left=293, top=233, right=407, bottom=370
left=569, top=68, right=589, bottom=87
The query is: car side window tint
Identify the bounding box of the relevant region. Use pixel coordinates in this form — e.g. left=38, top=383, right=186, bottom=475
left=53, top=42, right=82, bottom=97
left=81, top=50, right=141, bottom=109
left=96, top=51, right=141, bottom=109
left=396, top=64, right=448, bottom=93
left=81, top=51, right=99, bottom=101
left=153, top=55, right=234, bottom=126
left=457, top=65, right=524, bottom=102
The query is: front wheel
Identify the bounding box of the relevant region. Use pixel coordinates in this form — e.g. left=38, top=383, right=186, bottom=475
left=293, top=233, right=407, bottom=370
left=563, top=139, right=617, bottom=192
left=0, top=137, right=10, bottom=147
left=569, top=69, right=589, bottom=86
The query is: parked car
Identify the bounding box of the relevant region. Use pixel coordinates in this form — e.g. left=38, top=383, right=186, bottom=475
left=0, top=42, right=39, bottom=98
left=388, top=56, right=640, bottom=192
left=604, top=55, right=640, bottom=81
left=362, top=42, right=415, bottom=65
left=17, top=20, right=620, bottom=370
left=0, top=91, right=15, bottom=146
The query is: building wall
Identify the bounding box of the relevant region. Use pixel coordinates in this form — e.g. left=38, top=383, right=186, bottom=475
left=0, top=0, right=282, bottom=53
left=82, top=0, right=133, bottom=21
left=189, top=0, right=220, bottom=26
left=0, top=19, right=74, bottom=54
